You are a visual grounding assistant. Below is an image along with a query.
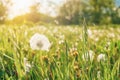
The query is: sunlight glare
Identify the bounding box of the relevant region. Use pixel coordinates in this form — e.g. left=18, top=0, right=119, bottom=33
left=9, top=0, right=33, bottom=19
left=8, top=0, right=64, bottom=19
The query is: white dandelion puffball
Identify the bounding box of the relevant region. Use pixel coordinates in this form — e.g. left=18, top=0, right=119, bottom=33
left=30, top=33, right=51, bottom=51
left=82, top=50, right=94, bottom=61
left=97, top=54, right=106, bottom=62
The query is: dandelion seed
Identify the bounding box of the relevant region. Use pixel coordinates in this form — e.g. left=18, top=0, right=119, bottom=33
left=97, top=71, right=101, bottom=79
left=59, top=34, right=65, bottom=40
left=107, top=41, right=111, bottom=46
left=108, top=33, right=115, bottom=38
left=30, top=33, right=51, bottom=51
left=53, top=28, right=58, bottom=33
left=82, top=50, right=94, bottom=61
left=87, top=29, right=92, bottom=36
left=94, top=37, right=99, bottom=42
left=75, top=42, right=78, bottom=47
left=58, top=40, right=64, bottom=44
left=24, top=31, right=28, bottom=36
left=24, top=58, right=31, bottom=73
left=97, top=54, right=106, bottom=62
left=44, top=78, right=49, bottom=80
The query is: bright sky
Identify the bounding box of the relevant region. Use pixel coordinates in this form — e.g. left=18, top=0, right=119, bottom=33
left=8, top=0, right=64, bottom=19
left=8, top=0, right=120, bottom=19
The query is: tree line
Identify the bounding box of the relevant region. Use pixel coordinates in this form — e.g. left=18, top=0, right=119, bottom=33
left=0, top=0, right=120, bottom=25
left=57, top=0, right=120, bottom=25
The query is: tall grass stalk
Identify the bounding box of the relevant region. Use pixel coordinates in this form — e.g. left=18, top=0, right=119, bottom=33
left=11, top=32, right=25, bottom=79
left=81, top=18, right=92, bottom=79
left=82, top=18, right=88, bottom=55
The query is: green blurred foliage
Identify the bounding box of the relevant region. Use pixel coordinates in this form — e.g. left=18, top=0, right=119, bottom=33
left=0, top=1, right=7, bottom=24
left=0, top=0, right=11, bottom=24
left=89, top=0, right=114, bottom=24
left=56, top=0, right=81, bottom=25
left=1, top=0, right=120, bottom=25
left=57, top=0, right=120, bottom=25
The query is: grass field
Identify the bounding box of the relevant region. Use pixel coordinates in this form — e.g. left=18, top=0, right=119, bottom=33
left=0, top=24, right=120, bottom=80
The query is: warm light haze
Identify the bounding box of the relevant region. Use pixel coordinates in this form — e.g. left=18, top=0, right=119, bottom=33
left=8, top=0, right=64, bottom=19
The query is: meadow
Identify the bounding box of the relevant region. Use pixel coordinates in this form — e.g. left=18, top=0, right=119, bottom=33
left=0, top=24, right=120, bottom=80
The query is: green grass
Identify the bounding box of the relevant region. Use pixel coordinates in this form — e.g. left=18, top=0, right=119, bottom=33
left=0, top=24, right=120, bottom=80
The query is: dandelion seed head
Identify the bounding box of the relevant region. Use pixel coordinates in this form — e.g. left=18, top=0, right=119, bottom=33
left=58, top=39, right=64, bottom=44
left=97, top=53, right=106, bottom=62
left=82, top=50, right=94, bottom=61
left=30, top=33, right=51, bottom=51
left=88, top=29, right=92, bottom=36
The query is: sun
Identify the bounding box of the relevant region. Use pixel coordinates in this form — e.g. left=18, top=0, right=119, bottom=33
left=8, top=0, right=64, bottom=19
left=9, top=0, right=33, bottom=19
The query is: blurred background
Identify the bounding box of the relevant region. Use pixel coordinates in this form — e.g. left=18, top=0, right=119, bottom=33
left=0, top=0, right=120, bottom=25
